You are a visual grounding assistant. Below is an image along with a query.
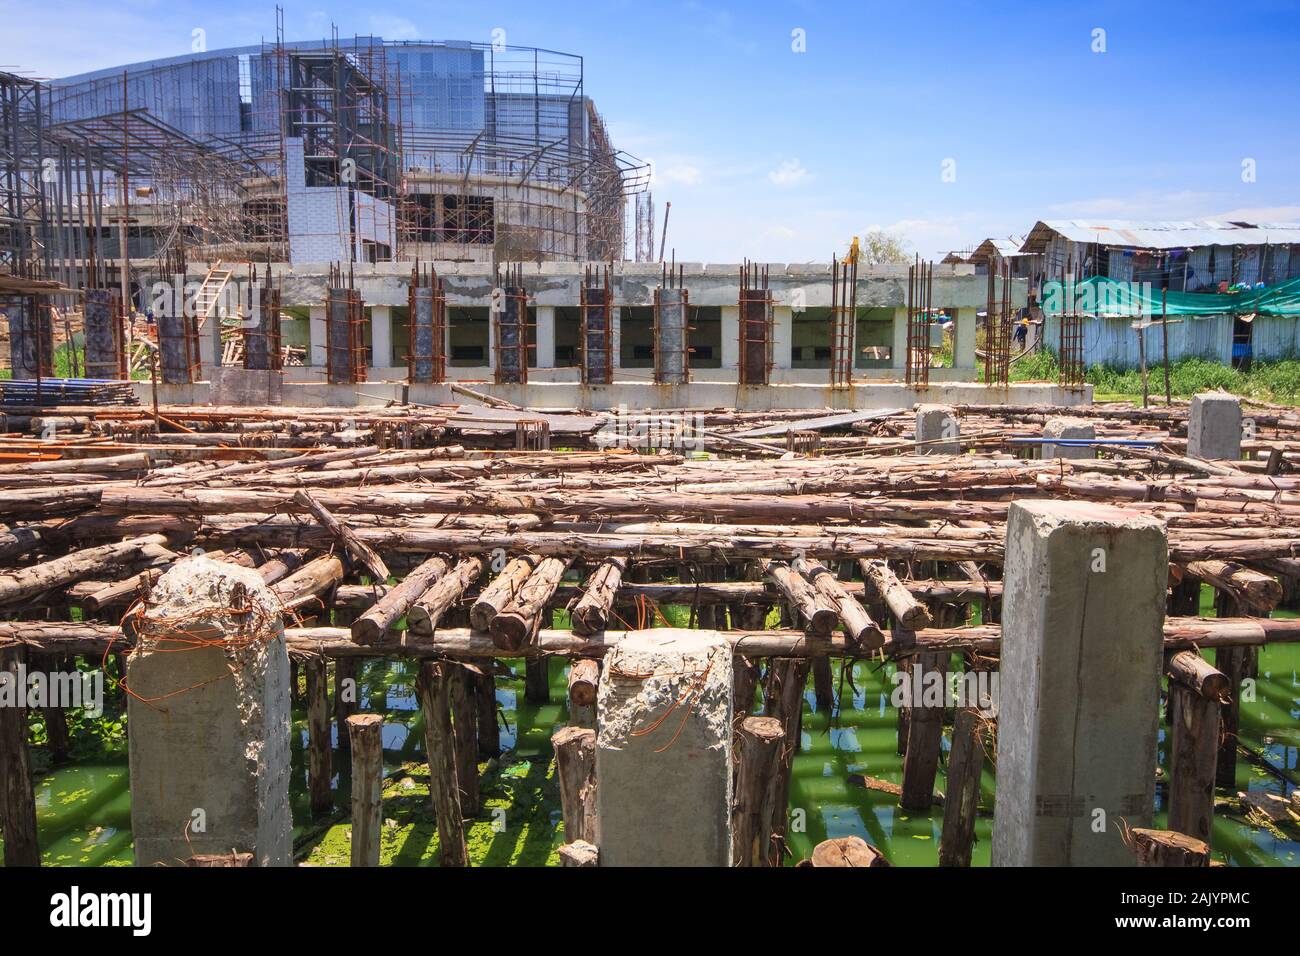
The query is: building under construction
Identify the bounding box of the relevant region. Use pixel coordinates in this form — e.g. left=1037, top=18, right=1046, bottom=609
left=2, top=23, right=649, bottom=289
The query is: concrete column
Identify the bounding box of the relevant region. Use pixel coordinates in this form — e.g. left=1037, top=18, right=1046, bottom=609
left=891, top=307, right=908, bottom=372
left=953, top=306, right=978, bottom=372
left=720, top=305, right=740, bottom=370
left=127, top=556, right=292, bottom=866
left=915, top=404, right=959, bottom=454
left=992, top=501, right=1167, bottom=867
left=535, top=305, right=556, bottom=369
left=772, top=305, right=794, bottom=370
left=1187, top=393, right=1242, bottom=460
left=370, top=305, right=392, bottom=371
left=596, top=629, right=734, bottom=866
left=197, top=310, right=219, bottom=376
left=1042, top=417, right=1096, bottom=459
left=309, top=305, right=327, bottom=367
left=610, top=306, right=622, bottom=370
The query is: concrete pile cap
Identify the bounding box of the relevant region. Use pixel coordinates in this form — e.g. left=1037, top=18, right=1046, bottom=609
left=137, top=555, right=284, bottom=652
left=1043, top=416, right=1093, bottom=433
left=597, top=628, right=732, bottom=750
left=1010, top=499, right=1166, bottom=533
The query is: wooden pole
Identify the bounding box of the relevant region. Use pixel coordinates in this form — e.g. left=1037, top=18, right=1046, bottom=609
left=1214, top=641, right=1248, bottom=790
left=334, top=657, right=358, bottom=755
left=1167, top=679, right=1220, bottom=848
left=1131, top=828, right=1210, bottom=867
left=492, top=557, right=572, bottom=651
left=292, top=489, right=390, bottom=583
left=351, top=554, right=448, bottom=644
left=470, top=555, right=537, bottom=631
left=552, top=726, right=597, bottom=844
left=572, top=557, right=627, bottom=636
left=900, top=651, right=947, bottom=810
left=448, top=663, right=480, bottom=813
left=407, top=557, right=483, bottom=635
left=763, top=657, right=809, bottom=866
left=938, top=706, right=986, bottom=866
left=0, top=647, right=40, bottom=866
left=860, top=559, right=932, bottom=629
left=345, top=713, right=384, bottom=867
left=731, top=715, right=784, bottom=867
left=306, top=658, right=333, bottom=815
left=567, top=658, right=599, bottom=729
left=416, top=660, right=468, bottom=866
left=474, top=666, right=500, bottom=758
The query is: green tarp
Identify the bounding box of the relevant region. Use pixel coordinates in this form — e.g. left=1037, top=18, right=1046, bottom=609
left=1045, top=276, right=1300, bottom=318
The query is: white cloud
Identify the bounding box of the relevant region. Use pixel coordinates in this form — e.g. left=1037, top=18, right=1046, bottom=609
left=650, top=159, right=702, bottom=187
left=768, top=158, right=811, bottom=187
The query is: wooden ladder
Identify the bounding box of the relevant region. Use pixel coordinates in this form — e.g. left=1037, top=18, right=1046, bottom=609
left=193, top=260, right=235, bottom=330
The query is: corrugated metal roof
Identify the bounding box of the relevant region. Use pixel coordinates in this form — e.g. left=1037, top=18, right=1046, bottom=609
left=1021, top=219, right=1300, bottom=253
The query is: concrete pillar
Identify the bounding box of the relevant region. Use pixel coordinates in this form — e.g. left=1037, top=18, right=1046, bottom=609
left=309, top=305, right=327, bottom=367
left=370, top=305, right=392, bottom=371
left=610, top=306, right=622, bottom=370
left=772, top=305, right=793, bottom=370
left=953, top=306, right=978, bottom=372
left=915, top=404, right=959, bottom=454
left=1042, top=417, right=1096, bottom=459
left=720, top=305, right=740, bottom=370
left=1187, top=393, right=1242, bottom=460
left=127, top=556, right=292, bottom=866
left=596, top=628, right=734, bottom=866
left=992, top=501, right=1167, bottom=867
left=891, top=307, right=908, bottom=372
left=535, top=305, right=556, bottom=369
left=197, top=310, right=219, bottom=376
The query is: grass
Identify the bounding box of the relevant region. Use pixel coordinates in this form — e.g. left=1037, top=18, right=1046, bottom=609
left=997, top=349, right=1300, bottom=406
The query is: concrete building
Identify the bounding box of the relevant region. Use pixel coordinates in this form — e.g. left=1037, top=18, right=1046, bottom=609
left=140, top=257, right=1097, bottom=409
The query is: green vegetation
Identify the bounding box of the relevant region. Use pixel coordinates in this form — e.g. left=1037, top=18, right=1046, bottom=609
left=993, top=349, right=1300, bottom=405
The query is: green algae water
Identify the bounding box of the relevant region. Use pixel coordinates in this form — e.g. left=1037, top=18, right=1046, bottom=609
left=9, top=596, right=1300, bottom=867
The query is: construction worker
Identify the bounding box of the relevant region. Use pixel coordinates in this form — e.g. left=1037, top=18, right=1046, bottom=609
left=1013, top=314, right=1030, bottom=348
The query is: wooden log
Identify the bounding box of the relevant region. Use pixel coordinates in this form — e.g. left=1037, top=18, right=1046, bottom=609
left=811, top=656, right=835, bottom=711
left=763, top=657, right=809, bottom=866
left=806, top=836, right=889, bottom=867
left=792, top=555, right=883, bottom=648
left=860, top=559, right=932, bottom=630
left=1167, top=681, right=1220, bottom=848
left=334, top=657, right=358, bottom=754
left=272, top=555, right=345, bottom=615
left=552, top=726, right=598, bottom=844
left=525, top=655, right=550, bottom=704
left=408, top=557, right=483, bottom=635
left=0, top=533, right=172, bottom=607
left=351, top=555, right=449, bottom=644
left=558, top=840, right=599, bottom=867
left=416, top=660, right=468, bottom=866
left=939, top=706, right=986, bottom=866
left=1186, top=559, right=1282, bottom=613
left=1166, top=650, right=1229, bottom=700
left=567, top=658, right=599, bottom=729
left=345, top=714, right=384, bottom=867
left=306, top=658, right=333, bottom=815
left=571, top=557, right=628, bottom=636
left=469, top=556, right=538, bottom=632
left=32, top=652, right=70, bottom=764
left=255, top=549, right=307, bottom=586
left=1214, top=644, right=1248, bottom=789
left=763, top=560, right=837, bottom=635
left=731, top=715, right=784, bottom=867
left=733, top=656, right=761, bottom=718
left=447, top=663, right=480, bottom=813
left=900, top=651, right=948, bottom=810
left=491, top=557, right=573, bottom=651
left=0, top=646, right=40, bottom=866
left=292, top=489, right=390, bottom=583
left=0, top=525, right=45, bottom=563
left=1130, top=828, right=1210, bottom=867
left=474, top=666, right=500, bottom=758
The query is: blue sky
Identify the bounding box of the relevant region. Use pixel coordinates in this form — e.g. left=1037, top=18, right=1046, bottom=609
left=3, top=0, right=1298, bottom=262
